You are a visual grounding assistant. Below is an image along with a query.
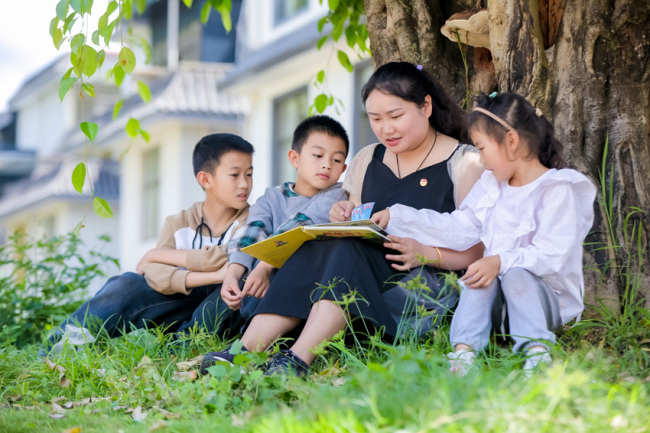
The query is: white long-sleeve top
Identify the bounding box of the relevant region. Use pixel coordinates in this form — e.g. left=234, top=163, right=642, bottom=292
left=386, top=169, right=596, bottom=324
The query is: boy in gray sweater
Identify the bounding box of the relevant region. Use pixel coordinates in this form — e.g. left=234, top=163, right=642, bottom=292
left=220, top=115, right=350, bottom=314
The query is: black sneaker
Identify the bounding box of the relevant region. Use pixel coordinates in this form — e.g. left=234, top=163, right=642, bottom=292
left=200, top=345, right=248, bottom=375
left=264, top=350, right=309, bottom=378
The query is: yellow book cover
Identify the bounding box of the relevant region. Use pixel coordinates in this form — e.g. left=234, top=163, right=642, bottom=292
left=241, top=220, right=389, bottom=268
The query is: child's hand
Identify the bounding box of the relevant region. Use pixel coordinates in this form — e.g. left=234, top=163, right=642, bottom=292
left=221, top=264, right=246, bottom=310
left=371, top=209, right=390, bottom=228
left=135, top=249, right=154, bottom=275
left=461, top=255, right=501, bottom=288
left=330, top=200, right=355, bottom=222
left=242, top=261, right=275, bottom=298
left=384, top=236, right=438, bottom=271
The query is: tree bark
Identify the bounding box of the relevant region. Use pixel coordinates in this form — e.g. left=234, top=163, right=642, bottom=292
left=364, top=0, right=650, bottom=315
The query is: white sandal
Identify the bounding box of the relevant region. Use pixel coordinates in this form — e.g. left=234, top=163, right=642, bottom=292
left=447, top=350, right=476, bottom=376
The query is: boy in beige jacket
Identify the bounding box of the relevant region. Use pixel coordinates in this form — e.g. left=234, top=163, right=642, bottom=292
left=43, top=134, right=254, bottom=354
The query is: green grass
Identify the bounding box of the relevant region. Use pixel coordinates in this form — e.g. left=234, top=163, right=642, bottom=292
left=1, top=317, right=649, bottom=433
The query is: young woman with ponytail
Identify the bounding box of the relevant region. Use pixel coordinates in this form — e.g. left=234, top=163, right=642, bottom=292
left=372, top=92, right=597, bottom=376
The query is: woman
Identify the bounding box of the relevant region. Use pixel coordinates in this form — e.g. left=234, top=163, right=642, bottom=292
left=201, top=62, right=485, bottom=376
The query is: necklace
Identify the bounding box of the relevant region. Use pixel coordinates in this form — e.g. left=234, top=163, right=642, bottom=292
left=396, top=130, right=438, bottom=179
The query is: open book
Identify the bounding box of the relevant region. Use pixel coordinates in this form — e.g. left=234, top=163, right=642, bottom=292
left=241, top=220, right=390, bottom=268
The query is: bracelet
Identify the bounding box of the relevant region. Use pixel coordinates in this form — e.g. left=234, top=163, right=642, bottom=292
left=434, top=247, right=442, bottom=264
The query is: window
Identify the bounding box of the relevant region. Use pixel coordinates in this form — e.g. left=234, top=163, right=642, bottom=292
left=272, top=87, right=308, bottom=185
left=353, top=61, right=379, bottom=155
left=274, top=0, right=308, bottom=25
left=141, top=148, right=160, bottom=240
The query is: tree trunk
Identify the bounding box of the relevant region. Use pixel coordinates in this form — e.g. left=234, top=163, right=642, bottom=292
left=364, top=0, right=650, bottom=316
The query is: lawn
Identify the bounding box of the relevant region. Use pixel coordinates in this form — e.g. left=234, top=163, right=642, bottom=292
left=1, top=313, right=649, bottom=433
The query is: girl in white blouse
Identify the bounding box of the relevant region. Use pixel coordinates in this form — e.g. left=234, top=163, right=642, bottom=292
left=372, top=92, right=596, bottom=376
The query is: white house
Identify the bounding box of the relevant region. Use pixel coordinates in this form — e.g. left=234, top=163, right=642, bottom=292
left=0, top=0, right=247, bottom=280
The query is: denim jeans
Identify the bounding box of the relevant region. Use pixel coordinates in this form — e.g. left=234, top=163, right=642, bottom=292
left=47, top=272, right=259, bottom=349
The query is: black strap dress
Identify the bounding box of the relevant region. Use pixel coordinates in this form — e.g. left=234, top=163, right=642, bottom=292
left=250, top=144, right=461, bottom=337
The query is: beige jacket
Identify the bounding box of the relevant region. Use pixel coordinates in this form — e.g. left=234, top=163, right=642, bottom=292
left=143, top=202, right=249, bottom=295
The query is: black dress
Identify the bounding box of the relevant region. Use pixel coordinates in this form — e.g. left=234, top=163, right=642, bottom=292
left=252, top=144, right=461, bottom=337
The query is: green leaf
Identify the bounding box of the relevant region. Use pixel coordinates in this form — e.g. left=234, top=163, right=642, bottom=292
left=49, top=17, right=60, bottom=38
left=182, top=0, right=193, bottom=7
left=63, top=67, right=73, bottom=80
left=119, top=47, right=136, bottom=74
left=137, top=81, right=151, bottom=103
left=332, top=21, right=344, bottom=41
left=96, top=49, right=106, bottom=68
left=121, top=0, right=133, bottom=19
left=102, top=19, right=118, bottom=46
left=316, top=35, right=328, bottom=50
left=91, top=29, right=100, bottom=45
left=126, top=118, right=140, bottom=138
left=112, top=63, right=125, bottom=86
left=52, top=28, right=64, bottom=49
left=56, top=0, right=70, bottom=20
left=218, top=6, right=232, bottom=32
left=328, top=0, right=340, bottom=10
left=80, top=121, right=99, bottom=142
left=200, top=1, right=211, bottom=23
left=345, top=25, right=356, bottom=49
left=113, top=99, right=124, bottom=120
left=82, top=83, right=95, bottom=97
left=139, top=129, right=150, bottom=143
left=314, top=93, right=328, bottom=113
left=337, top=50, right=353, bottom=72
left=316, top=70, right=325, bottom=84
left=70, top=33, right=85, bottom=56
left=139, top=38, right=152, bottom=64
left=64, top=12, right=77, bottom=34
left=93, top=197, right=113, bottom=218
left=106, top=0, right=118, bottom=16
left=81, top=45, right=98, bottom=77
left=317, top=16, right=327, bottom=33
left=71, top=162, right=86, bottom=194
left=70, top=0, right=83, bottom=14
left=134, top=0, right=146, bottom=14
left=58, top=77, right=77, bottom=102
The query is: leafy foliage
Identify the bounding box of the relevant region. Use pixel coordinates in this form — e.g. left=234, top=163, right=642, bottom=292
left=0, top=232, right=119, bottom=347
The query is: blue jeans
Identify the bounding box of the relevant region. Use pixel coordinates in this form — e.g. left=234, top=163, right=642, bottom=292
left=47, top=272, right=259, bottom=348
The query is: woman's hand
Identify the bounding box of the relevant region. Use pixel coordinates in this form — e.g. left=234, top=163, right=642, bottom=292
left=330, top=200, right=355, bottom=222
left=371, top=209, right=390, bottom=228
left=461, top=255, right=501, bottom=288
left=384, top=235, right=440, bottom=271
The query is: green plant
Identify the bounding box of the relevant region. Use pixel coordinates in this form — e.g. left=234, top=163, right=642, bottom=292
left=0, top=231, right=119, bottom=347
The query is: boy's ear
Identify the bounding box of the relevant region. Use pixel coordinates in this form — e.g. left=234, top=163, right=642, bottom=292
left=288, top=149, right=300, bottom=169
left=196, top=170, right=212, bottom=189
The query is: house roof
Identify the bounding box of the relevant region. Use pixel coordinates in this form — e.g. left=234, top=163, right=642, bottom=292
left=219, top=18, right=326, bottom=90
left=0, top=156, right=119, bottom=219
left=62, top=61, right=249, bottom=149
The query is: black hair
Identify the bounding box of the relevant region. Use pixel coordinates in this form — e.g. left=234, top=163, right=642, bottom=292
left=292, top=115, right=350, bottom=156
left=467, top=92, right=566, bottom=169
left=361, top=61, right=466, bottom=141
left=192, top=133, right=254, bottom=176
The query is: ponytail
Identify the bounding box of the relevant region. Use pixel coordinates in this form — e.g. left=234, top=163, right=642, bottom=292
left=467, top=92, right=566, bottom=169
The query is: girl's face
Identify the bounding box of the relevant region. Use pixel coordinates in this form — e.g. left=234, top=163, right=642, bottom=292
left=470, top=129, right=516, bottom=182
left=365, top=90, right=432, bottom=154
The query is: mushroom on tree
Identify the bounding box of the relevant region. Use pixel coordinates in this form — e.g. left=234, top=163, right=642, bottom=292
left=440, top=8, right=496, bottom=96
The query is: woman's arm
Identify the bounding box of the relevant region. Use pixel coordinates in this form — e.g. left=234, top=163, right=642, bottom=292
left=384, top=236, right=484, bottom=271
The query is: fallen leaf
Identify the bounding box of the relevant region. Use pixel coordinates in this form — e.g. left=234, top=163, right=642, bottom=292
left=52, top=396, right=67, bottom=404
left=152, top=406, right=180, bottom=420
left=60, top=376, right=72, bottom=388
left=332, top=377, right=347, bottom=387
left=149, top=420, right=168, bottom=431
left=172, top=370, right=199, bottom=382
left=61, top=428, right=83, bottom=433
left=131, top=406, right=147, bottom=422
left=231, top=411, right=251, bottom=427
left=44, top=359, right=67, bottom=374
left=7, top=394, right=24, bottom=402
left=137, top=356, right=153, bottom=368
left=51, top=402, right=67, bottom=419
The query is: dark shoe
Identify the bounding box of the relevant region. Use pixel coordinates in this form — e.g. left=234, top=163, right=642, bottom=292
left=264, top=350, right=309, bottom=378
left=200, top=345, right=248, bottom=375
